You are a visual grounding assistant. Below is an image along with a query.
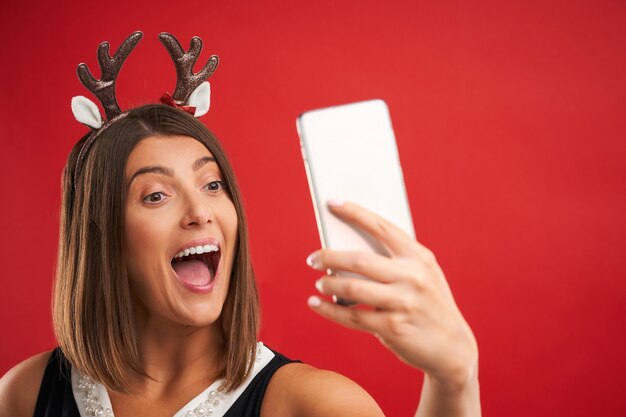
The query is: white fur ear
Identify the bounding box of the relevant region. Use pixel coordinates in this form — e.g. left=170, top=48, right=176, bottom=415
left=71, top=96, right=103, bottom=129
left=188, top=82, right=211, bottom=117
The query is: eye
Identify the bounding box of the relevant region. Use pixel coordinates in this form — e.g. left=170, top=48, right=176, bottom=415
left=204, top=180, right=225, bottom=193
left=143, top=191, right=167, bottom=204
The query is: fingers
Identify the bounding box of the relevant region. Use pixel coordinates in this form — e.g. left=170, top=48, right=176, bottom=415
left=327, top=200, right=433, bottom=260
left=307, top=249, right=414, bottom=284
left=315, top=275, right=402, bottom=310
left=307, top=295, right=386, bottom=333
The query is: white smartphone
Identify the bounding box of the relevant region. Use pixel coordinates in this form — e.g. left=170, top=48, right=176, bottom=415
left=297, top=99, right=415, bottom=303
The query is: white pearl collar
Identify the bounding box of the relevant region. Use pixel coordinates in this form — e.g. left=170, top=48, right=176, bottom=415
left=71, top=342, right=274, bottom=417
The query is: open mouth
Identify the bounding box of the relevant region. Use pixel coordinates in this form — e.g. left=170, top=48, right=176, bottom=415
left=171, top=244, right=221, bottom=289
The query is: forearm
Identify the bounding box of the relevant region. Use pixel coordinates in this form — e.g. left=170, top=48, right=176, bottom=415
left=414, top=368, right=481, bottom=417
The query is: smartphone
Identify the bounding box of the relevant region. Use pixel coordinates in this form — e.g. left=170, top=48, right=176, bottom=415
left=297, top=99, right=415, bottom=303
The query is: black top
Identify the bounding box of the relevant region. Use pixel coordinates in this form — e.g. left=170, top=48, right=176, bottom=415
left=33, top=347, right=298, bottom=417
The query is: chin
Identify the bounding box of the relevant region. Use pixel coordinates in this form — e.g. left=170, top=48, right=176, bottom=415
left=177, top=302, right=225, bottom=328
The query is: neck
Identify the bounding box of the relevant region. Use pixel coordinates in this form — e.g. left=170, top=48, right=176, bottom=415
left=125, top=310, right=224, bottom=398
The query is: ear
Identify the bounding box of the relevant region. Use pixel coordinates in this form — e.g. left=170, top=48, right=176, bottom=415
left=71, top=96, right=103, bottom=129
left=188, top=82, right=211, bottom=117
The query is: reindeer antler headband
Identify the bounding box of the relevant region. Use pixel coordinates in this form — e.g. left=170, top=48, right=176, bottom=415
left=71, top=31, right=219, bottom=187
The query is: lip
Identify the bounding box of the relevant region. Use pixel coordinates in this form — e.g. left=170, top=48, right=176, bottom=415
left=170, top=236, right=222, bottom=294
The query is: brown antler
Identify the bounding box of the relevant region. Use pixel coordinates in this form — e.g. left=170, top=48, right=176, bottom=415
left=158, top=33, right=219, bottom=105
left=76, top=31, right=143, bottom=120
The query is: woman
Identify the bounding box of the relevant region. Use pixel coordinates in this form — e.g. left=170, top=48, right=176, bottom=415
left=0, top=33, right=480, bottom=417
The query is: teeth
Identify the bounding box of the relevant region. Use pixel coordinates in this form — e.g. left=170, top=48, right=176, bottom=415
left=174, top=244, right=219, bottom=260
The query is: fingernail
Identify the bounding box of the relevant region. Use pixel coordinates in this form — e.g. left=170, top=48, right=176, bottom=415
left=308, top=295, right=322, bottom=308
left=327, top=199, right=344, bottom=207
left=306, top=252, right=321, bottom=269
left=315, top=279, right=324, bottom=293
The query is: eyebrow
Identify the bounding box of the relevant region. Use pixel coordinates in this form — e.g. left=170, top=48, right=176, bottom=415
left=192, top=156, right=215, bottom=171
left=128, top=156, right=217, bottom=185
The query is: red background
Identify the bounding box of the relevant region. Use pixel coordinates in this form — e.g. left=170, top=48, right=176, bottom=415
left=1, top=1, right=625, bottom=416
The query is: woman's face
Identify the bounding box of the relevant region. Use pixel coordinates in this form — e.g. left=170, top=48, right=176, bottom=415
left=124, top=135, right=238, bottom=328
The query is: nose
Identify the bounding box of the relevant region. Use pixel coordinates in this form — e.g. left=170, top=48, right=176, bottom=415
left=181, top=190, right=214, bottom=228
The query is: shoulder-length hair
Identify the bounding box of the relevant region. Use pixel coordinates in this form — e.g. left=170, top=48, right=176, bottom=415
left=53, top=104, right=259, bottom=393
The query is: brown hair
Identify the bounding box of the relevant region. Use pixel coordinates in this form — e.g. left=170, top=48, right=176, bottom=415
left=53, top=104, right=260, bottom=393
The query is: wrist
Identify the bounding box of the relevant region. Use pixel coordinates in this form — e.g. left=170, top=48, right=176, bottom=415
left=426, top=357, right=479, bottom=395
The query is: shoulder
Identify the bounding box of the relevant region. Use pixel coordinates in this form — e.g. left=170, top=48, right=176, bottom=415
left=0, top=351, right=53, bottom=417
left=262, top=362, right=385, bottom=417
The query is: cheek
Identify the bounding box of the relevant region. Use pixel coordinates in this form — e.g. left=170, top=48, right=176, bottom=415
left=124, top=209, right=171, bottom=283
left=216, top=200, right=239, bottom=276
left=224, top=202, right=239, bottom=248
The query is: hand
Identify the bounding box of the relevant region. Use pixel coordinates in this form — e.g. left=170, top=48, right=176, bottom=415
left=306, top=201, right=478, bottom=390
